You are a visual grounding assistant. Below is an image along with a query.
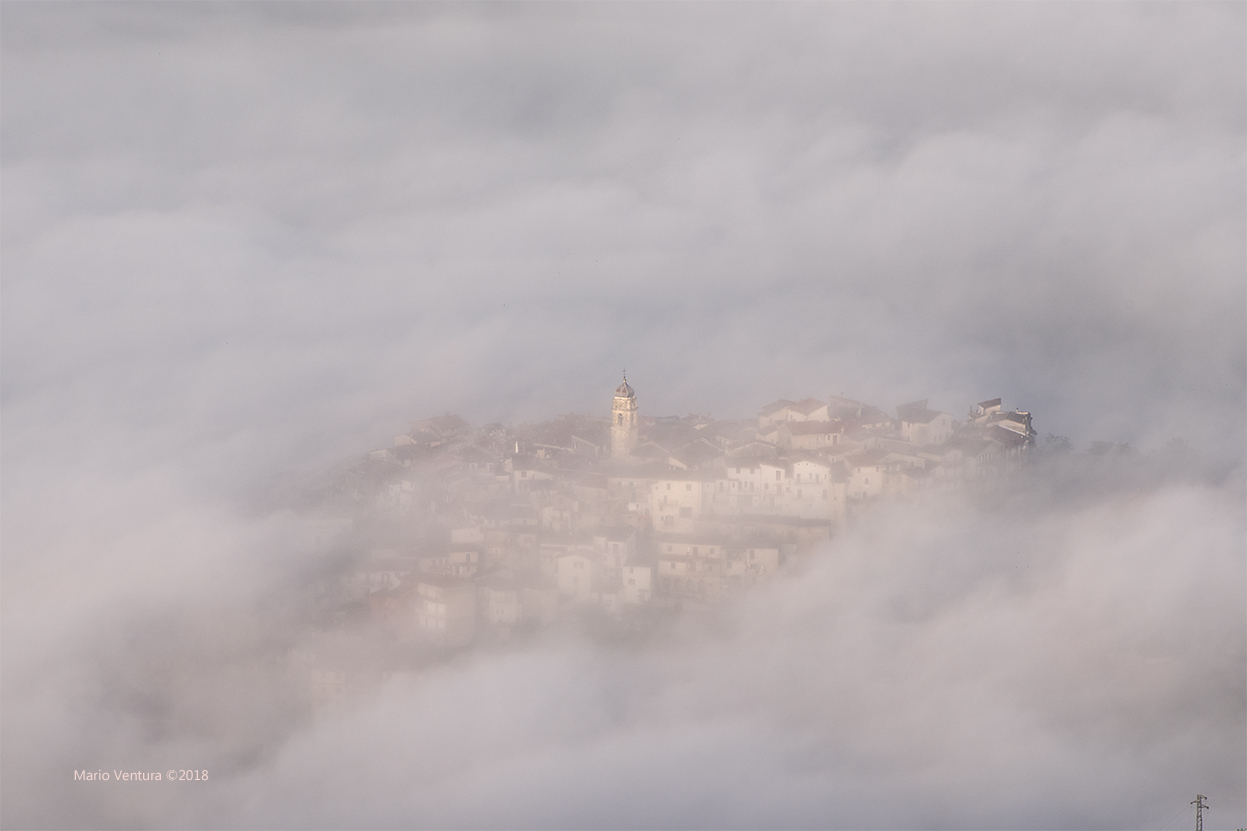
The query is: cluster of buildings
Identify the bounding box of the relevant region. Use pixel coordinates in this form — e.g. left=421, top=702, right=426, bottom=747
left=308, top=377, right=1035, bottom=659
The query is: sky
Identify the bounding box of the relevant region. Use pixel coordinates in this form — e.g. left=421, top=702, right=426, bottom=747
left=2, top=3, right=1244, bottom=829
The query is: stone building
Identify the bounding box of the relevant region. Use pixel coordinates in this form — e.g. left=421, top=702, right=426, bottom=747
left=611, top=375, right=639, bottom=458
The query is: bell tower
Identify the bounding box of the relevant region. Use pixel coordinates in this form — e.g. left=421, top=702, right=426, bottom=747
left=611, top=373, right=639, bottom=459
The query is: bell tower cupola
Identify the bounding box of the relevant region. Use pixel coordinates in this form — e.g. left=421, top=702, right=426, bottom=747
left=611, top=373, right=639, bottom=459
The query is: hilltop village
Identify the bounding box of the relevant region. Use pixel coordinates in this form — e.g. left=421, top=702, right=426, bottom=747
left=304, top=378, right=1036, bottom=658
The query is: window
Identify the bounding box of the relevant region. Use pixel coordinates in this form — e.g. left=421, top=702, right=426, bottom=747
left=666, top=483, right=671, bottom=491
left=679, top=507, right=692, bottom=518
left=685, top=484, right=692, bottom=491
left=775, top=471, right=781, bottom=481
left=617, top=414, right=623, bottom=426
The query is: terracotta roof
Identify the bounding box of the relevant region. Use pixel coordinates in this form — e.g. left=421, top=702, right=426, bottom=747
left=785, top=420, right=844, bottom=435
left=758, top=399, right=796, bottom=417
left=787, top=453, right=835, bottom=468
left=846, top=449, right=888, bottom=467
left=790, top=398, right=828, bottom=415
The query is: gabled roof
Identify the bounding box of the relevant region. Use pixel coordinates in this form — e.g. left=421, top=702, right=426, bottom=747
left=786, top=453, right=835, bottom=469
left=789, top=398, right=827, bottom=415
left=784, top=420, right=845, bottom=436
left=903, top=410, right=944, bottom=425
left=669, top=441, right=723, bottom=469
left=758, top=399, right=796, bottom=417
left=412, top=414, right=468, bottom=435
left=846, top=449, right=888, bottom=467
left=897, top=400, right=948, bottom=424
left=725, top=440, right=781, bottom=458
left=896, top=400, right=929, bottom=419
left=847, top=405, right=894, bottom=426
left=631, top=442, right=670, bottom=461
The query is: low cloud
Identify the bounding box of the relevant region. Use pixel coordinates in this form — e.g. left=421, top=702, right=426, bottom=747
left=3, top=461, right=1242, bottom=828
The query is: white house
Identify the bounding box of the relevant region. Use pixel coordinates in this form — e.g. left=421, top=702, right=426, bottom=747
left=897, top=400, right=955, bottom=446
left=413, top=574, right=477, bottom=646
left=846, top=450, right=887, bottom=500
left=777, top=420, right=845, bottom=450
left=620, top=564, right=652, bottom=605
left=779, top=456, right=841, bottom=520
left=650, top=475, right=709, bottom=532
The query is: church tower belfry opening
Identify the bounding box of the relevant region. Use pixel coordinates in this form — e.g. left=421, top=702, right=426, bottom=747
left=611, top=373, right=639, bottom=459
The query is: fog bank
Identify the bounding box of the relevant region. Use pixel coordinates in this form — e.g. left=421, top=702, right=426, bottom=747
left=2, top=4, right=1244, bottom=829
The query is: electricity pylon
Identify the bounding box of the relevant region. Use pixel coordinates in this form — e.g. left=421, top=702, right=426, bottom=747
left=1191, top=794, right=1208, bottom=831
